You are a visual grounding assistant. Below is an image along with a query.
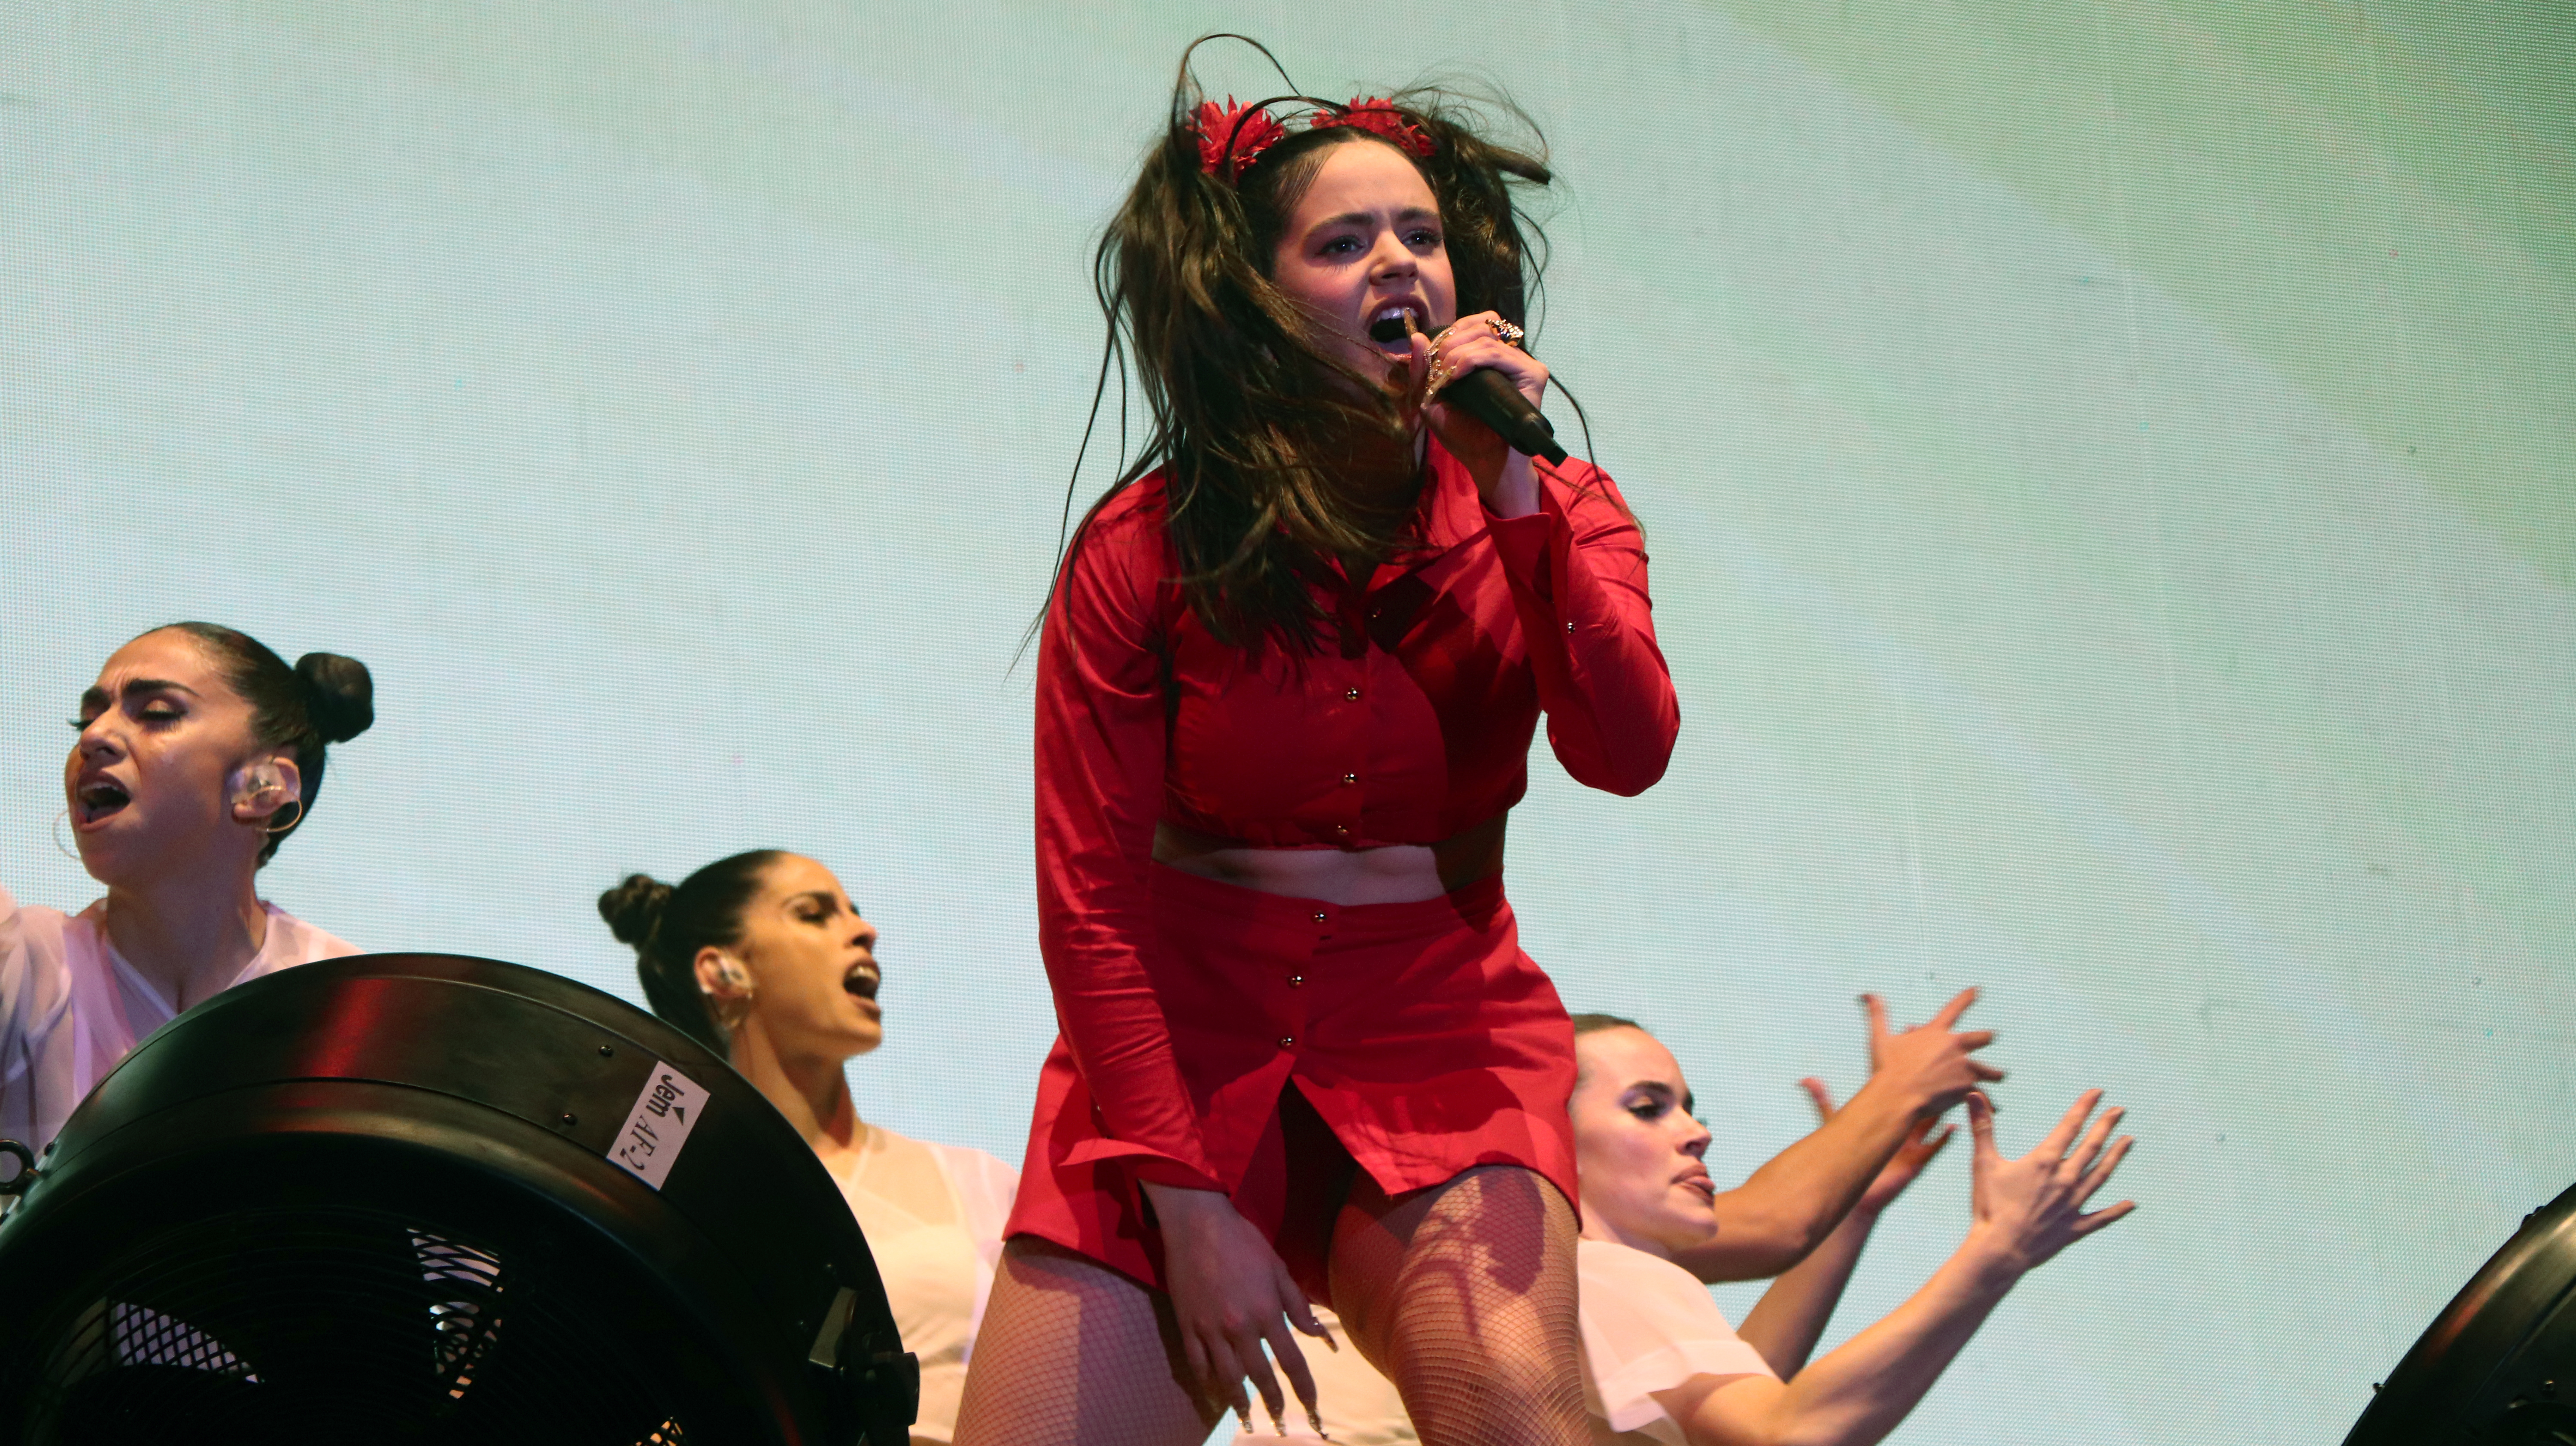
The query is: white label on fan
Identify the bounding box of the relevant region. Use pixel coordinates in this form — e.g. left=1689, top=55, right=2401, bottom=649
left=609, top=1061, right=708, bottom=1190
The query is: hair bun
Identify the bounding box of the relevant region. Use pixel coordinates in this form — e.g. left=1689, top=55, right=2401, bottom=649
left=598, top=874, right=675, bottom=948
left=295, top=652, right=375, bottom=744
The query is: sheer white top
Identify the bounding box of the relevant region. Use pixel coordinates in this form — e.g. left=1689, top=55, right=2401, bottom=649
left=1579, top=1237, right=1779, bottom=1445
left=0, top=884, right=358, bottom=1154
left=829, top=1123, right=1017, bottom=1444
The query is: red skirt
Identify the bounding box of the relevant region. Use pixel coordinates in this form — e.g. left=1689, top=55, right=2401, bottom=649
left=1004, top=862, right=1580, bottom=1296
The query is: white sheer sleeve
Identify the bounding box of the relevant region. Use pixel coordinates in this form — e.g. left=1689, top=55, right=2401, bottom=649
left=1579, top=1239, right=1778, bottom=1440
left=0, top=887, right=76, bottom=1154
left=0, top=885, right=29, bottom=1144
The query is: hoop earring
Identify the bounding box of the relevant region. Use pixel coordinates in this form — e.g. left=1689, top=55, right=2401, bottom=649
left=263, top=799, right=305, bottom=836
left=51, top=808, right=81, bottom=863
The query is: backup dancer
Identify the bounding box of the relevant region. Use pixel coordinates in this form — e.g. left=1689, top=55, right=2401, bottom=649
left=1565, top=1014, right=2134, bottom=1445
left=1288, top=990, right=2010, bottom=1443
left=957, top=46, right=1677, bottom=1446
left=0, top=623, right=373, bottom=1152
left=601, top=851, right=1017, bottom=1446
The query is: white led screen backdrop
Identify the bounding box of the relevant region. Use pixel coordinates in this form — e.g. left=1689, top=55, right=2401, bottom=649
left=4, top=3, right=2571, bottom=1441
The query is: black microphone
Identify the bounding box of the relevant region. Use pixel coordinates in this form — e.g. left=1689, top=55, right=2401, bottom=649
left=1370, top=317, right=1570, bottom=465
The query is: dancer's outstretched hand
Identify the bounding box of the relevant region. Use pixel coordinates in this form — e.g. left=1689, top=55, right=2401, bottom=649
left=1863, top=987, right=2006, bottom=1121
left=1144, top=1182, right=1332, bottom=1431
left=1962, top=1088, right=2136, bottom=1274
left=1802, top=1076, right=1954, bottom=1216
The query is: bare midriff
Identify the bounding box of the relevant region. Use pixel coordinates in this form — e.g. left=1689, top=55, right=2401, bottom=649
left=1151, top=812, right=1508, bottom=905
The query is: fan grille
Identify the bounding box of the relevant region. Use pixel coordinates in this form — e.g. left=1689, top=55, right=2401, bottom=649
left=16, top=1203, right=705, bottom=1446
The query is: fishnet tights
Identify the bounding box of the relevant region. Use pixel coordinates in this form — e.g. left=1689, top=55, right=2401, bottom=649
left=1331, top=1166, right=1588, bottom=1446
left=951, top=1167, right=1585, bottom=1446
left=952, top=1237, right=1223, bottom=1446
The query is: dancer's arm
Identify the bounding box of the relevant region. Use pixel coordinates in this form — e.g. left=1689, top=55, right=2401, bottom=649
left=1037, top=509, right=1327, bottom=1425
left=1034, top=506, right=1220, bottom=1192
left=1733, top=1084, right=1953, bottom=1379
left=1662, top=1091, right=2134, bottom=1446
left=1675, top=990, right=2001, bottom=1282
left=1405, top=314, right=1682, bottom=799
left=1487, top=458, right=1680, bottom=798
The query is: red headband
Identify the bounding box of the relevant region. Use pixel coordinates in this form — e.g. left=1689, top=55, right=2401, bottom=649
left=1188, top=95, right=1432, bottom=185
left=1307, top=98, right=1434, bottom=158
left=1191, top=97, right=1291, bottom=183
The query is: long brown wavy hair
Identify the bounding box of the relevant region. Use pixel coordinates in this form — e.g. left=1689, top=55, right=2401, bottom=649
left=1055, top=38, right=1564, bottom=653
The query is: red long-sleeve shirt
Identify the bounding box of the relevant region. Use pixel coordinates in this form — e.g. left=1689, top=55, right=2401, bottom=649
left=1034, top=439, right=1678, bottom=1191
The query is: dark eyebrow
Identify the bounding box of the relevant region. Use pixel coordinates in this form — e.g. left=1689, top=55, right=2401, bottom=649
left=80, top=679, right=199, bottom=712
left=1313, top=206, right=1441, bottom=231
left=784, top=890, right=838, bottom=912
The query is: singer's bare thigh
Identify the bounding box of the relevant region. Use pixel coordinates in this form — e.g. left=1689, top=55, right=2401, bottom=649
left=951, top=1236, right=1221, bottom=1446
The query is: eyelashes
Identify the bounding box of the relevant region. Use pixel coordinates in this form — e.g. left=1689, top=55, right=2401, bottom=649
left=68, top=709, right=182, bottom=729
left=1626, top=1097, right=1704, bottom=1127
left=1319, top=230, right=1442, bottom=256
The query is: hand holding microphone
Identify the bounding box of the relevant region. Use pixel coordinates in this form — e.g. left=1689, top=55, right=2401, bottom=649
left=1373, top=310, right=1570, bottom=467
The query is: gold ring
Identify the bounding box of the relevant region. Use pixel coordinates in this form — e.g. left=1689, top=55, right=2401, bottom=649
left=1488, top=318, right=1525, bottom=347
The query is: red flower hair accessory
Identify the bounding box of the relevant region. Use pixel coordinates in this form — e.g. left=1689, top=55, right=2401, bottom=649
left=1190, top=97, right=1290, bottom=182
left=1309, top=97, right=1433, bottom=158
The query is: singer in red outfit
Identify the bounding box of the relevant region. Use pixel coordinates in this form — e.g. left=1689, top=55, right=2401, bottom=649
left=955, top=46, right=1677, bottom=1446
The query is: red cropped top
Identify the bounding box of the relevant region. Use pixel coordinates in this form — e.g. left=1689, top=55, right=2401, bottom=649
left=1033, top=439, right=1680, bottom=1188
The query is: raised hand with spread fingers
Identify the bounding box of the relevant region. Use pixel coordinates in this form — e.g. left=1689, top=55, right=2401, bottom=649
left=1962, top=1088, right=2136, bottom=1273
left=1572, top=1015, right=2139, bottom=1446
left=1673, top=987, right=2003, bottom=1282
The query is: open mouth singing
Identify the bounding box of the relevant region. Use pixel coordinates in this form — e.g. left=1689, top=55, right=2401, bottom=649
left=73, top=776, right=132, bottom=826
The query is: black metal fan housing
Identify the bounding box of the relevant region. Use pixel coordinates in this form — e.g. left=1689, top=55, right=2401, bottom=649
left=2345, top=1179, right=2576, bottom=1446
left=0, top=952, right=916, bottom=1446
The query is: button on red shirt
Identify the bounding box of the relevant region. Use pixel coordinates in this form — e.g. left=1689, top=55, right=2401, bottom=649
left=1034, top=439, right=1680, bottom=1189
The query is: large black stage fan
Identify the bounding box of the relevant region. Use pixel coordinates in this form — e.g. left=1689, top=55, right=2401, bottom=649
left=0, top=953, right=916, bottom=1446
left=2345, top=1180, right=2576, bottom=1445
